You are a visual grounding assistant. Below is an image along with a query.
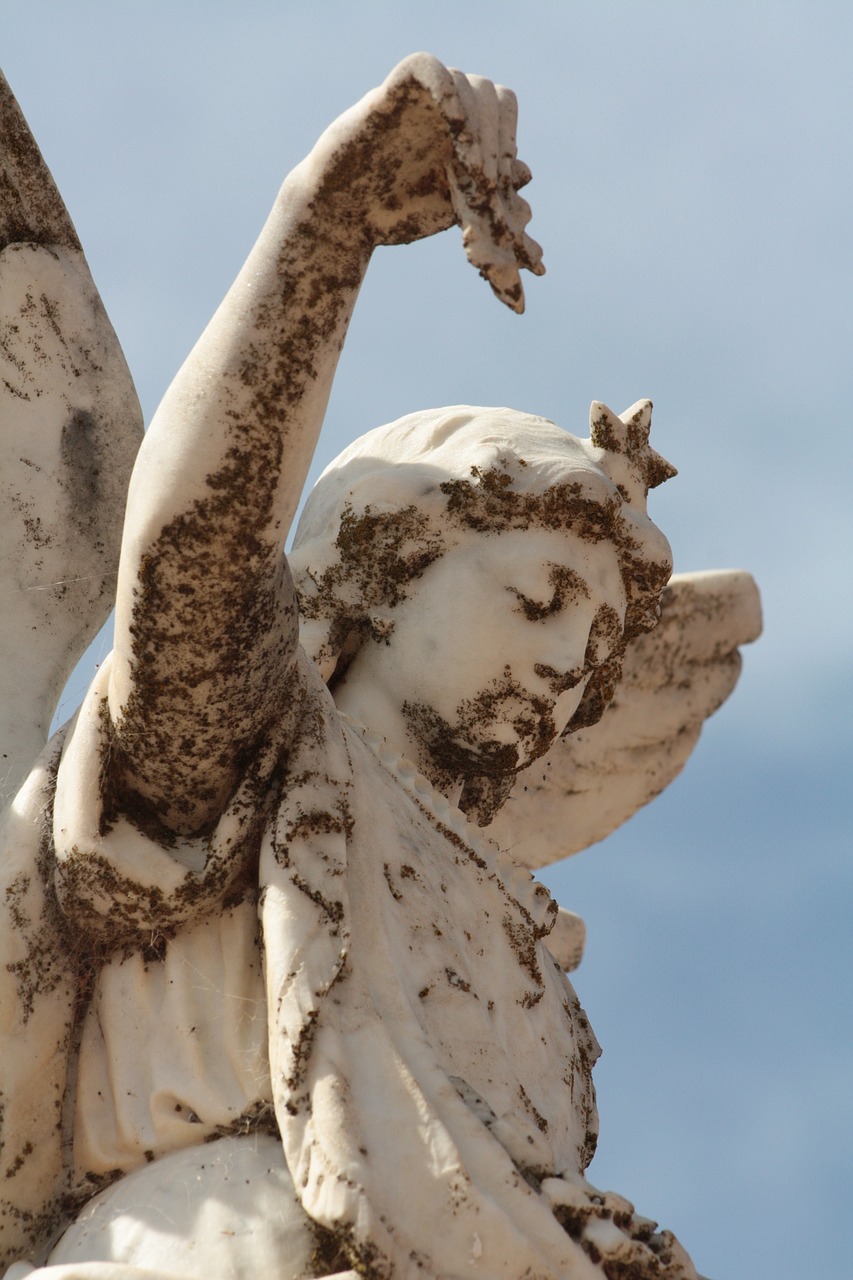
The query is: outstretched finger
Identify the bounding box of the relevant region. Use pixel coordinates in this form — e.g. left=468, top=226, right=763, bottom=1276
left=497, top=85, right=545, bottom=277
left=495, top=83, right=520, bottom=185
left=512, top=158, right=533, bottom=191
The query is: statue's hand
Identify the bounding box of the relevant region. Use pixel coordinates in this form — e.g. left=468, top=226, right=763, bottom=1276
left=311, top=54, right=544, bottom=312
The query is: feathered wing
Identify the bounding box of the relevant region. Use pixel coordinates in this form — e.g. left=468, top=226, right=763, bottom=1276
left=488, top=569, right=762, bottom=870
left=0, top=71, right=142, bottom=807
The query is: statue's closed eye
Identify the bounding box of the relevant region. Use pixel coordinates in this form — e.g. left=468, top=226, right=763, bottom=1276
left=508, top=588, right=562, bottom=621
left=507, top=564, right=589, bottom=621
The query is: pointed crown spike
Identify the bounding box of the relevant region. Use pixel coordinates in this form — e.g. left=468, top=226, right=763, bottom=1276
left=588, top=399, right=676, bottom=512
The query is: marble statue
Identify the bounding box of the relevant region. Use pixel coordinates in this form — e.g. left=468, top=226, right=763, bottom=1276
left=0, top=56, right=760, bottom=1280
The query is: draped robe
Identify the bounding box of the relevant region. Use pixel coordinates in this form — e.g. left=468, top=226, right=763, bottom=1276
left=0, top=650, right=695, bottom=1280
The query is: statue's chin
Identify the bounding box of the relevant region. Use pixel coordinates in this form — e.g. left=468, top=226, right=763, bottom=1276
left=455, top=718, right=563, bottom=826
left=403, top=694, right=558, bottom=799
left=456, top=726, right=561, bottom=825
left=458, top=770, right=518, bottom=826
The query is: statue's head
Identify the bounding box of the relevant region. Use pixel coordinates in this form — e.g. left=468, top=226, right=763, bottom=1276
left=291, top=403, right=674, bottom=822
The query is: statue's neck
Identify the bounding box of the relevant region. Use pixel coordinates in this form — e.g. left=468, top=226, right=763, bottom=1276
left=332, top=664, right=441, bottom=790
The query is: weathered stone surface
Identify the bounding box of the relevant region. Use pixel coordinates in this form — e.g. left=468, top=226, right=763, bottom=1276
left=0, top=74, right=142, bottom=807
left=0, top=55, right=757, bottom=1279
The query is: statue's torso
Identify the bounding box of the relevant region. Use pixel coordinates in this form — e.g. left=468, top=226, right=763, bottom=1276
left=3, top=667, right=603, bottom=1277
left=73, top=894, right=273, bottom=1178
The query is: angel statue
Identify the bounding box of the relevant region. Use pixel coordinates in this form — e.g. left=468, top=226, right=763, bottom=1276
left=0, top=55, right=760, bottom=1280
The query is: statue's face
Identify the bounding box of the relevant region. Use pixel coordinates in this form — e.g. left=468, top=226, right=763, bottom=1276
left=338, top=526, right=627, bottom=796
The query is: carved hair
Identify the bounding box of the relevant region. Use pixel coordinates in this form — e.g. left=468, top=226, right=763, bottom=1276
left=290, top=406, right=673, bottom=691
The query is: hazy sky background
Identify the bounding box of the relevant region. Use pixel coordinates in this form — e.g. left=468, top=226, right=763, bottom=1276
left=5, top=4, right=851, bottom=1277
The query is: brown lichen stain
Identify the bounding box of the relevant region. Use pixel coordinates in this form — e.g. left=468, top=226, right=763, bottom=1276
left=299, top=502, right=445, bottom=687
left=382, top=863, right=403, bottom=902
left=501, top=912, right=544, bottom=991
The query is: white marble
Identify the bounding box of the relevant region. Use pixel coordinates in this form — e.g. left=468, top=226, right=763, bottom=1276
left=0, top=54, right=758, bottom=1279
left=0, top=75, right=142, bottom=807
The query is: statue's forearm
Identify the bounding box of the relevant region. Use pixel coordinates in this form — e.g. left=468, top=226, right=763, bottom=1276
left=109, top=160, right=373, bottom=835
left=119, top=159, right=372, bottom=569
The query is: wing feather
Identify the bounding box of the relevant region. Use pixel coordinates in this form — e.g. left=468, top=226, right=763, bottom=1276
left=0, top=72, right=142, bottom=806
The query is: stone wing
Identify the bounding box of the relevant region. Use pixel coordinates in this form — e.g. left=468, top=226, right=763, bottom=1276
left=0, top=71, right=142, bottom=806
left=488, top=569, right=762, bottom=869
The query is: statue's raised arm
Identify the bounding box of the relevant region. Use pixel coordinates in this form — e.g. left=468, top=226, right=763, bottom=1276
left=108, top=54, right=543, bottom=835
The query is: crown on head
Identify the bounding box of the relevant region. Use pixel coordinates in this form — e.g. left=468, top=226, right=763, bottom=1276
left=588, top=399, right=677, bottom=513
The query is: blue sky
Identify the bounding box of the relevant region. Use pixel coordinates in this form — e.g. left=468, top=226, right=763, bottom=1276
left=5, top=4, right=851, bottom=1277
